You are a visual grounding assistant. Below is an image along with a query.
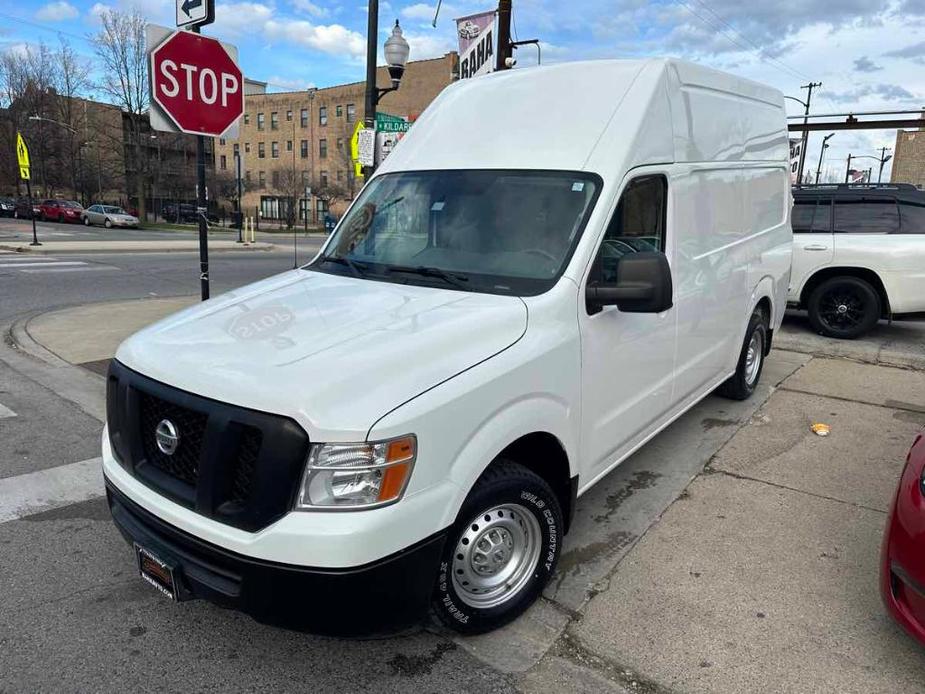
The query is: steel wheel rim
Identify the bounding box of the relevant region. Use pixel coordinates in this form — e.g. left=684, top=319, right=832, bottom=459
left=819, top=288, right=864, bottom=331
left=451, top=503, right=542, bottom=609
left=744, top=330, right=763, bottom=385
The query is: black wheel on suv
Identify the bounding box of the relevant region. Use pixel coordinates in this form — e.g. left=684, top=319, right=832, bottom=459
left=807, top=276, right=881, bottom=339
left=718, top=306, right=768, bottom=401
left=432, top=461, right=562, bottom=635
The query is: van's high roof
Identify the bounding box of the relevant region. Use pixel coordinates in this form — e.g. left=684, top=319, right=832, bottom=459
left=378, top=58, right=789, bottom=181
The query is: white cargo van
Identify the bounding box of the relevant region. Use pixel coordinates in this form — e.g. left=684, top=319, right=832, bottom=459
left=103, top=59, right=792, bottom=635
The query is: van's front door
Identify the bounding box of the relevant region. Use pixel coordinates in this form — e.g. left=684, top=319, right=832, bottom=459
left=578, top=175, right=676, bottom=484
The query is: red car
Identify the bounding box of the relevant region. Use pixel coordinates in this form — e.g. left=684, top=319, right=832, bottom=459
left=882, top=430, right=925, bottom=644
left=39, top=199, right=83, bottom=223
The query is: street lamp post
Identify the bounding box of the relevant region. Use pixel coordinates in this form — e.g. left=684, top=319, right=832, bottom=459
left=363, top=4, right=411, bottom=178
left=846, top=153, right=885, bottom=183
left=234, top=150, right=243, bottom=242
left=815, top=133, right=834, bottom=184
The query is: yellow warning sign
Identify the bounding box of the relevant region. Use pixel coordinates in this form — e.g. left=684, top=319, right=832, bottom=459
left=349, top=120, right=365, bottom=179
left=19, top=166, right=30, bottom=180
left=16, top=131, right=30, bottom=168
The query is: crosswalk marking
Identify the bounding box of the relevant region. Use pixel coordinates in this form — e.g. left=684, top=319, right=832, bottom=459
left=20, top=266, right=118, bottom=274
left=0, top=261, right=87, bottom=268
left=0, top=457, right=103, bottom=523
left=0, top=402, right=16, bottom=419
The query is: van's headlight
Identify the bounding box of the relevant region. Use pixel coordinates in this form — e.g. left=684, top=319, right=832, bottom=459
left=295, top=435, right=416, bottom=510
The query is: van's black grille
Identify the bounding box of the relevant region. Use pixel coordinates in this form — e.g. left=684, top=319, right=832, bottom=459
left=106, top=360, right=310, bottom=532
left=139, top=392, right=207, bottom=487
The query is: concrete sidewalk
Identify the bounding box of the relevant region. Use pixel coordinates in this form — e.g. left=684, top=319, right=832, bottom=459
left=10, top=296, right=925, bottom=692
left=0, top=240, right=275, bottom=254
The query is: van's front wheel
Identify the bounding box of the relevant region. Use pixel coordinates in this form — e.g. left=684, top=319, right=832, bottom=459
left=432, top=461, right=562, bottom=634
left=718, top=307, right=768, bottom=401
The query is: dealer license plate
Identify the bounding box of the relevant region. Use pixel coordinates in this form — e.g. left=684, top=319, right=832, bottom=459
left=134, top=544, right=178, bottom=600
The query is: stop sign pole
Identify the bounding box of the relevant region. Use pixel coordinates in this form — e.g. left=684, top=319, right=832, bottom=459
left=147, top=21, right=243, bottom=301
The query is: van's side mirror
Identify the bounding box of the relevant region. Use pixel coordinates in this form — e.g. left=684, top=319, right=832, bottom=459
left=586, top=251, right=673, bottom=315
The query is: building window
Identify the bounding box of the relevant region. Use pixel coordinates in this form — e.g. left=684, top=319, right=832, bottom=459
left=261, top=196, right=290, bottom=220
left=299, top=197, right=311, bottom=222
left=272, top=170, right=280, bottom=188
left=257, top=112, right=265, bottom=130
left=320, top=170, right=328, bottom=187
left=300, top=140, right=308, bottom=158
left=258, top=171, right=266, bottom=188
left=244, top=113, right=250, bottom=125
left=336, top=137, right=344, bottom=153
left=316, top=198, right=328, bottom=216
left=336, top=105, right=343, bottom=117
left=258, top=142, right=265, bottom=158
left=287, top=140, right=292, bottom=152
left=219, top=137, right=226, bottom=146
left=300, top=108, right=308, bottom=127
left=271, top=141, right=279, bottom=158
left=286, top=110, right=293, bottom=122
left=220, top=155, right=227, bottom=170
left=319, top=106, right=327, bottom=126
left=233, top=143, right=239, bottom=155
left=346, top=103, right=355, bottom=122
left=319, top=139, right=328, bottom=159
left=245, top=142, right=251, bottom=153
left=271, top=112, right=278, bottom=130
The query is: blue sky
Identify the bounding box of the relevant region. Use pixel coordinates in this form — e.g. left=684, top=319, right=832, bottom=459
left=3, top=0, right=925, bottom=179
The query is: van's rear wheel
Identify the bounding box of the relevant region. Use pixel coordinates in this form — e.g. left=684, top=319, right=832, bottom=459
left=432, top=461, right=562, bottom=634
left=807, top=276, right=880, bottom=339
left=718, top=307, right=768, bottom=401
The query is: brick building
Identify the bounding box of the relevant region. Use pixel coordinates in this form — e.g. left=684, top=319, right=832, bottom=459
left=891, top=128, right=925, bottom=189
left=214, top=53, right=458, bottom=224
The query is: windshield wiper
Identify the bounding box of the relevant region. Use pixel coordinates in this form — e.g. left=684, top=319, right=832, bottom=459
left=385, top=265, right=470, bottom=290
left=317, top=254, right=367, bottom=278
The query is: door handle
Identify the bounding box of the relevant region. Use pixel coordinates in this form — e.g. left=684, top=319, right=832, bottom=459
left=803, top=244, right=828, bottom=251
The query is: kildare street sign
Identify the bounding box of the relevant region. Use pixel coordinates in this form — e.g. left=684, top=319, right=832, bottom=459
left=148, top=27, right=244, bottom=137
left=176, top=0, right=214, bottom=29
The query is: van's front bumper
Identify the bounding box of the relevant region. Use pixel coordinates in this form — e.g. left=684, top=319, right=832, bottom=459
left=106, top=478, right=447, bottom=635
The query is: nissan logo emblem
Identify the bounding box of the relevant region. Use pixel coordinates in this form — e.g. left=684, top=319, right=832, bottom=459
left=155, top=419, right=180, bottom=456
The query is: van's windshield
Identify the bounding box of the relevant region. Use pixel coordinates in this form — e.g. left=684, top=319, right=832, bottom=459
left=308, top=169, right=601, bottom=295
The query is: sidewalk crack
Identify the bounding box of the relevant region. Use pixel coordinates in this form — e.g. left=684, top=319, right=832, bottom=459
left=777, top=385, right=925, bottom=415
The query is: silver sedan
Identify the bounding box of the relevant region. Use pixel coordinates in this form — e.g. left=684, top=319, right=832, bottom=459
left=82, top=204, right=140, bottom=229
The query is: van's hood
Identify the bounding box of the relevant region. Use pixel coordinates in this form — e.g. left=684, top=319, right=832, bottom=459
left=115, top=270, right=527, bottom=440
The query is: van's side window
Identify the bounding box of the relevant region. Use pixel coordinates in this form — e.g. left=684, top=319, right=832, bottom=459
left=899, top=202, right=925, bottom=234
left=594, top=175, right=666, bottom=283
left=834, top=198, right=899, bottom=234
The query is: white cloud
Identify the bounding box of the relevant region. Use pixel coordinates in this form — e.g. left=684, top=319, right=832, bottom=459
left=211, top=2, right=275, bottom=38
left=267, top=74, right=317, bottom=90
left=401, top=3, right=441, bottom=20
left=264, top=19, right=366, bottom=57
left=35, top=1, right=79, bottom=22
left=399, top=29, right=455, bottom=60
left=291, top=0, right=328, bottom=17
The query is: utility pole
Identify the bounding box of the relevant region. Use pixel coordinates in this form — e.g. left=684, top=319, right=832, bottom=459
left=845, top=154, right=853, bottom=183
left=877, top=146, right=893, bottom=183
left=495, top=0, right=513, bottom=71
left=815, top=133, right=834, bottom=184
left=797, top=81, right=822, bottom=186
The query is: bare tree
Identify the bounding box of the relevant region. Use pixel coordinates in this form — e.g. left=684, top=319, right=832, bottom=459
left=271, top=164, right=309, bottom=229
left=315, top=181, right=348, bottom=216
left=51, top=38, right=92, bottom=202
left=93, top=8, right=149, bottom=219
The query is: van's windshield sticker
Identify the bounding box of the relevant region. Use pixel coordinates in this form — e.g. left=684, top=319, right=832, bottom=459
left=572, top=182, right=585, bottom=192
left=431, top=201, right=445, bottom=211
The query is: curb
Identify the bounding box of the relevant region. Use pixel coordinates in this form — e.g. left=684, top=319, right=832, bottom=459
left=0, top=242, right=276, bottom=255
left=8, top=313, right=76, bottom=370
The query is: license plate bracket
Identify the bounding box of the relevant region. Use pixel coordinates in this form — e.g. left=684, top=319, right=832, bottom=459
left=134, top=543, right=179, bottom=600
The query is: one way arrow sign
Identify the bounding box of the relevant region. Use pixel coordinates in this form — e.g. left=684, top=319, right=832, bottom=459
left=176, top=0, right=213, bottom=28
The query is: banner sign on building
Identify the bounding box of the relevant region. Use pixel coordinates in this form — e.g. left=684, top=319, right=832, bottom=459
left=456, top=10, right=496, bottom=79
left=789, top=138, right=803, bottom=184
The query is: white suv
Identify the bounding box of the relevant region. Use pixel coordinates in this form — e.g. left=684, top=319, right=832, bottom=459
left=789, top=184, right=925, bottom=338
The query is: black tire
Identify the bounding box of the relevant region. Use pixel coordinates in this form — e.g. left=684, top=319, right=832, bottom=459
left=432, top=460, right=563, bottom=635
left=104, top=218, right=112, bottom=229
left=13, top=210, right=18, bottom=219
left=807, top=276, right=881, bottom=339
left=718, top=307, right=768, bottom=401
left=83, top=216, right=90, bottom=226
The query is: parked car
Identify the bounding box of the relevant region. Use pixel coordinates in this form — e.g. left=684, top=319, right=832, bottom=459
left=39, top=199, right=84, bottom=223
left=161, top=202, right=218, bottom=224
left=102, top=59, right=792, bottom=635
left=790, top=184, right=925, bottom=339
left=882, top=430, right=925, bottom=645
left=82, top=204, right=139, bottom=228
left=13, top=198, right=41, bottom=219
left=0, top=197, right=14, bottom=217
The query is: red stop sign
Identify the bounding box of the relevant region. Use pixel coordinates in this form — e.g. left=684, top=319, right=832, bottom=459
left=151, top=31, right=244, bottom=137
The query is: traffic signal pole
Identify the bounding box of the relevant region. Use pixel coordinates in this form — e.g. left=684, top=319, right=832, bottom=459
left=495, top=0, right=513, bottom=71
left=796, top=81, right=822, bottom=185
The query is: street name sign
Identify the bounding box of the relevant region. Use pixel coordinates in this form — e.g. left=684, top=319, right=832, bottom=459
left=16, top=131, right=29, bottom=180
left=149, top=28, right=244, bottom=137
left=176, top=0, right=214, bottom=29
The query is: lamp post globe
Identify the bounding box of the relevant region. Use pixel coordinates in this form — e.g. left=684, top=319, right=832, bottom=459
left=384, top=20, right=410, bottom=87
